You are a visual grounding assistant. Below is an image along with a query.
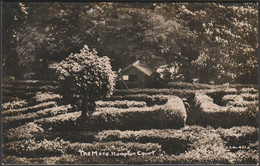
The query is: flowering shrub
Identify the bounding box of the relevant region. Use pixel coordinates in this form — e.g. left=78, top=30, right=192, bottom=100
left=55, top=45, right=116, bottom=116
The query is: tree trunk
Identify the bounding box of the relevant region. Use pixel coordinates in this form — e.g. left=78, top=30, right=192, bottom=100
left=81, top=94, right=87, bottom=118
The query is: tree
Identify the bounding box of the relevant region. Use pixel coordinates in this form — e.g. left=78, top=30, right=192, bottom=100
left=55, top=45, right=116, bottom=120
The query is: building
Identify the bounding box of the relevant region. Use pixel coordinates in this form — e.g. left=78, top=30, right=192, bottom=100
left=118, top=60, right=154, bottom=89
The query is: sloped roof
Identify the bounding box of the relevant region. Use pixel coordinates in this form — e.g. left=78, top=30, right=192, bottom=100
left=121, top=60, right=153, bottom=76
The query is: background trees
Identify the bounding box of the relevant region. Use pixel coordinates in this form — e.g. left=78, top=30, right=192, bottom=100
left=2, top=2, right=258, bottom=84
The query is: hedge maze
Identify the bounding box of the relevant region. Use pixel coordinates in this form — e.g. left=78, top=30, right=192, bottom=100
left=2, top=80, right=259, bottom=164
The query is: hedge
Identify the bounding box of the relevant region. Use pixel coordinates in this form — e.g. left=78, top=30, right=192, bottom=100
left=240, top=93, right=258, bottom=101
left=95, top=129, right=191, bottom=154
left=3, top=152, right=258, bottom=165
left=222, top=95, right=243, bottom=105
left=34, top=92, right=62, bottom=103
left=2, top=84, right=58, bottom=93
left=4, top=122, right=44, bottom=141
left=168, top=82, right=211, bottom=90
left=3, top=126, right=258, bottom=164
left=194, top=93, right=258, bottom=128
left=5, top=125, right=258, bottom=164
left=217, top=126, right=258, bottom=147
left=227, top=100, right=258, bottom=107
left=2, top=101, right=57, bottom=117
left=96, top=100, right=146, bottom=109
left=105, top=94, right=169, bottom=106
left=240, top=88, right=258, bottom=94
left=33, top=96, right=186, bottom=131
left=3, top=89, right=35, bottom=100
left=91, top=96, right=186, bottom=130
left=2, top=100, right=28, bottom=110
left=4, top=138, right=162, bottom=158
left=35, top=112, right=81, bottom=131
left=3, top=105, right=71, bottom=129
left=113, top=89, right=195, bottom=99
left=2, top=80, right=59, bottom=86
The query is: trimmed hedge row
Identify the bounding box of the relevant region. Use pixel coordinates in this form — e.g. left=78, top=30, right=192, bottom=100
left=35, top=112, right=81, bottom=131
left=3, top=125, right=258, bottom=164
left=34, top=92, right=62, bottom=103
left=113, top=89, right=195, bottom=99
left=2, top=101, right=57, bottom=117
left=2, top=84, right=58, bottom=93
left=91, top=96, right=186, bottom=130
left=105, top=94, right=169, bottom=106
left=3, top=105, right=71, bottom=129
left=4, top=138, right=162, bottom=158
left=3, top=89, right=35, bottom=100
left=3, top=151, right=259, bottom=165
left=222, top=95, right=243, bottom=105
left=217, top=126, right=258, bottom=147
left=96, top=100, right=146, bottom=109
left=4, top=125, right=258, bottom=164
left=195, top=93, right=258, bottom=128
left=34, top=96, right=186, bottom=131
left=168, top=82, right=211, bottom=89
left=4, top=123, right=44, bottom=141
left=2, top=100, right=28, bottom=110
left=227, top=101, right=258, bottom=107
left=240, top=88, right=258, bottom=94
left=2, top=80, right=59, bottom=86
left=240, top=93, right=258, bottom=101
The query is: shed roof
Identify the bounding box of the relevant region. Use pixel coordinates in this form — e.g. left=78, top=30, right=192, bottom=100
left=121, top=60, right=153, bottom=76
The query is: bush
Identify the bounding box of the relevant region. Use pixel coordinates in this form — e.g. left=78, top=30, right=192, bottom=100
left=195, top=93, right=258, bottom=128
left=96, top=100, right=146, bottom=108
left=55, top=45, right=116, bottom=117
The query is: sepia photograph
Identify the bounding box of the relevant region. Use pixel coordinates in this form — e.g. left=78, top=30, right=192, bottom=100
left=1, top=1, right=259, bottom=164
